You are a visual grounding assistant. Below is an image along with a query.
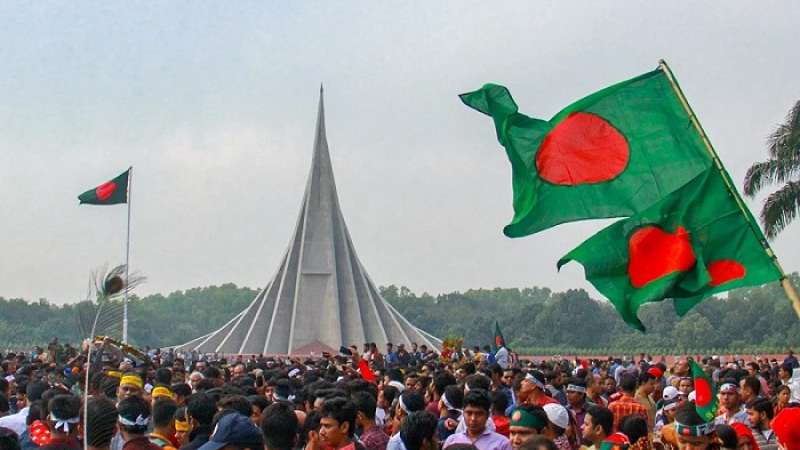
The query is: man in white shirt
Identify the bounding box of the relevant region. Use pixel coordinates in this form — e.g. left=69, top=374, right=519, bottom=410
left=0, top=379, right=48, bottom=436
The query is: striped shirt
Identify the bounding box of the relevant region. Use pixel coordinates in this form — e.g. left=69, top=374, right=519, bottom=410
left=608, top=394, right=649, bottom=432
left=751, top=428, right=777, bottom=450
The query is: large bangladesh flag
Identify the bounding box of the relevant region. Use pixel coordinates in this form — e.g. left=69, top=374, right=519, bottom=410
left=460, top=68, right=713, bottom=237
left=558, top=169, right=782, bottom=331
left=78, top=169, right=130, bottom=205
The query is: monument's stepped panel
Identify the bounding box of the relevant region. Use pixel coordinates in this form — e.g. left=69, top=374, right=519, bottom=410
left=175, top=90, right=440, bottom=355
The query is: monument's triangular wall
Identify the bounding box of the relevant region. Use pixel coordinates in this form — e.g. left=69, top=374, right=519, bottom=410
left=175, top=90, right=440, bottom=354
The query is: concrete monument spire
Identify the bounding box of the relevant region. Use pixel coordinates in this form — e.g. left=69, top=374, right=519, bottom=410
left=176, top=89, right=440, bottom=355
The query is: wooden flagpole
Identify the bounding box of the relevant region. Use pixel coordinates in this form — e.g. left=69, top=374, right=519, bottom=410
left=657, top=59, right=800, bottom=320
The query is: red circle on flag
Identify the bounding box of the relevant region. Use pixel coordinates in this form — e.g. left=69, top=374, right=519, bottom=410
left=694, top=376, right=712, bottom=408
left=536, top=112, right=629, bottom=185
left=96, top=181, right=118, bottom=201
left=627, top=225, right=696, bottom=288
left=708, top=259, right=746, bottom=287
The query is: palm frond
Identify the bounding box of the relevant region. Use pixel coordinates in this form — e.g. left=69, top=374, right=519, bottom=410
left=767, top=100, right=800, bottom=160
left=761, top=180, right=800, bottom=239
left=743, top=158, right=800, bottom=196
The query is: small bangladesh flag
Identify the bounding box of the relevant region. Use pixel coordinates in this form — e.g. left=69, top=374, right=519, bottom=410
left=690, top=360, right=718, bottom=422
left=558, top=168, right=782, bottom=331
left=493, top=321, right=507, bottom=351
left=78, top=169, right=130, bottom=205
left=459, top=67, right=713, bottom=237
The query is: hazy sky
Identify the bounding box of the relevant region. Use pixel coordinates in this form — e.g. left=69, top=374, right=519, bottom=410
left=1, top=1, right=798, bottom=305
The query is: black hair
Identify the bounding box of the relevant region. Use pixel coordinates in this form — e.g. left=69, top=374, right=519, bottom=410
left=748, top=397, right=774, bottom=420
left=171, top=383, right=192, bottom=398
left=637, top=371, right=656, bottom=385
left=202, top=367, right=221, bottom=379
left=25, top=401, right=46, bottom=426
left=399, top=391, right=425, bottom=413
left=274, top=378, right=291, bottom=399
left=585, top=405, right=613, bottom=437
left=619, top=374, right=637, bottom=393
left=0, top=395, right=8, bottom=415
left=219, top=395, right=252, bottom=417
left=298, top=410, right=322, bottom=449
left=117, top=395, right=151, bottom=435
left=260, top=402, right=298, bottom=450
left=461, top=363, right=476, bottom=376
left=674, top=401, right=706, bottom=427
left=351, top=391, right=377, bottom=420
left=0, top=427, right=20, bottom=450
left=382, top=385, right=400, bottom=405
left=489, top=364, right=503, bottom=377
left=443, top=385, right=464, bottom=410
left=152, top=398, right=178, bottom=429
left=26, top=380, right=49, bottom=402
left=48, top=394, right=81, bottom=435
left=85, top=396, right=118, bottom=448
left=519, top=435, right=558, bottom=450
left=465, top=374, right=491, bottom=392
left=347, top=379, right=378, bottom=399
left=527, top=370, right=546, bottom=387
left=320, top=397, right=357, bottom=437
left=567, top=377, right=587, bottom=390
left=619, top=415, right=648, bottom=444
left=248, top=395, right=271, bottom=413
left=742, top=376, right=761, bottom=396
left=99, top=376, right=120, bottom=399
left=155, top=368, right=172, bottom=386
left=716, top=424, right=737, bottom=449
left=462, top=389, right=491, bottom=412
left=489, top=390, right=508, bottom=413
left=400, top=411, right=438, bottom=450
left=444, top=445, right=479, bottom=450
left=186, top=392, right=216, bottom=426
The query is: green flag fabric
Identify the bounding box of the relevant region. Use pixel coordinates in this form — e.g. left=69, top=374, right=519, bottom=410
left=558, top=169, right=782, bottom=331
left=78, top=169, right=129, bottom=205
left=460, top=68, right=713, bottom=237
left=690, top=360, right=718, bottom=423
left=493, top=321, right=506, bottom=351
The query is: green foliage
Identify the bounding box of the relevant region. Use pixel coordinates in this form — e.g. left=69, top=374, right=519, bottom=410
left=385, top=273, right=800, bottom=355
left=1, top=275, right=798, bottom=353
left=743, top=99, right=800, bottom=239
left=0, top=284, right=257, bottom=349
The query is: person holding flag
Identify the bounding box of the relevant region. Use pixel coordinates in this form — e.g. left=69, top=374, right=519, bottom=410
left=494, top=322, right=510, bottom=370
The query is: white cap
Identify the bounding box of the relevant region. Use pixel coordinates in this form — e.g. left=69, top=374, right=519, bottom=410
left=662, top=386, right=680, bottom=401
left=543, top=403, right=570, bottom=429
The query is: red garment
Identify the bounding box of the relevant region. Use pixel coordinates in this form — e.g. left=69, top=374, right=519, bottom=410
left=29, top=420, right=51, bottom=446
left=492, top=415, right=510, bottom=437
left=535, top=394, right=560, bottom=407
left=773, top=407, right=800, bottom=450
left=731, top=423, right=760, bottom=450
left=608, top=394, right=648, bottom=432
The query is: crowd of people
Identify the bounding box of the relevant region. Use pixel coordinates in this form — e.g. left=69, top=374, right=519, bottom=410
left=1, top=339, right=800, bottom=450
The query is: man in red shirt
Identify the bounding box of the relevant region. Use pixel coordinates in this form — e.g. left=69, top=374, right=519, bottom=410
left=518, top=371, right=559, bottom=408
left=607, top=374, right=648, bottom=432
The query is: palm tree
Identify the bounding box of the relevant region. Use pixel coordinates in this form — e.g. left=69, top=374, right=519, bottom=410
left=743, top=100, right=800, bottom=239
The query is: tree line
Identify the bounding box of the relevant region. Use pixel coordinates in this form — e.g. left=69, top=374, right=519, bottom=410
left=1, top=274, right=798, bottom=354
